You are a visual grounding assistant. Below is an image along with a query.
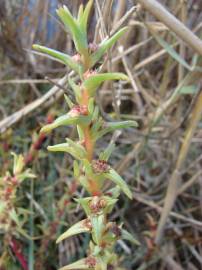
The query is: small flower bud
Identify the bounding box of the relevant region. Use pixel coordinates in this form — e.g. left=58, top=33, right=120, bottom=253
left=83, top=218, right=92, bottom=230
left=72, top=53, right=81, bottom=63
left=68, top=105, right=88, bottom=117
left=11, top=176, right=18, bottom=185
left=83, top=69, right=97, bottom=80
left=89, top=43, right=98, bottom=53
left=99, top=198, right=107, bottom=208
left=89, top=196, right=107, bottom=213
left=85, top=256, right=97, bottom=268
left=5, top=187, right=13, bottom=194
left=92, top=159, right=110, bottom=174
left=89, top=196, right=100, bottom=213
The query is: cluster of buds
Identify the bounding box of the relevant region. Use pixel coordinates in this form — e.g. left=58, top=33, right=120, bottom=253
left=85, top=256, right=97, bottom=268
left=2, top=175, right=18, bottom=201
left=83, top=218, right=92, bottom=230
left=33, top=1, right=138, bottom=269
left=72, top=53, right=82, bottom=63
left=92, top=159, right=110, bottom=174
left=68, top=105, right=88, bottom=117
left=0, top=112, right=55, bottom=269
left=83, top=69, right=97, bottom=80
left=0, top=154, right=35, bottom=270
left=89, top=196, right=107, bottom=213
left=0, top=154, right=35, bottom=230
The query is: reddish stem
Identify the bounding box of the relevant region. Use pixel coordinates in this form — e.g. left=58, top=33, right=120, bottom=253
left=10, top=239, right=28, bottom=270
left=80, top=88, right=102, bottom=195
left=25, top=113, right=54, bottom=165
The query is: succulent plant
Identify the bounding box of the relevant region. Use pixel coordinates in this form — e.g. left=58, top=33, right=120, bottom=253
left=0, top=153, right=35, bottom=269
left=33, top=1, right=138, bottom=269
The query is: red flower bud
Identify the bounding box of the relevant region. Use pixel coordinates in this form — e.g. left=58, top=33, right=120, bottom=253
left=85, top=256, right=96, bottom=268
left=72, top=53, right=81, bottom=63
left=92, top=160, right=110, bottom=174
left=11, top=176, right=18, bottom=186
left=83, top=69, right=97, bottom=80
left=68, top=105, right=88, bottom=117
left=89, top=196, right=107, bottom=213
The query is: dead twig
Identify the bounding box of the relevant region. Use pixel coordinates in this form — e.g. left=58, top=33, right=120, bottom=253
left=0, top=75, right=69, bottom=134
left=155, top=88, right=202, bottom=244
left=136, top=0, right=202, bottom=55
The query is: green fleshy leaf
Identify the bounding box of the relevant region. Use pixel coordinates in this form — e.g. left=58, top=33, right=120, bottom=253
left=88, top=98, right=94, bottom=114
left=104, top=169, right=132, bottom=199
left=17, top=170, right=36, bottom=181
left=96, top=120, right=138, bottom=139
left=64, top=94, right=74, bottom=109
left=59, top=257, right=95, bottom=270
left=56, top=219, right=91, bottom=243
left=48, top=143, right=72, bottom=153
left=73, top=160, right=80, bottom=178
left=75, top=197, right=91, bottom=215
left=92, top=106, right=99, bottom=121
left=104, top=197, right=118, bottom=214
left=79, top=0, right=93, bottom=35
left=91, top=118, right=103, bottom=136
left=77, top=125, right=85, bottom=140
left=17, top=227, right=33, bottom=240
left=66, top=138, right=87, bottom=155
left=106, top=186, right=121, bottom=199
left=95, top=259, right=107, bottom=270
left=91, top=214, right=105, bottom=245
left=121, top=229, right=140, bottom=245
left=68, top=78, right=81, bottom=102
left=57, top=6, right=88, bottom=55
left=99, top=143, right=115, bottom=161
left=12, top=152, right=25, bottom=175
left=0, top=201, right=6, bottom=213
left=91, top=27, right=128, bottom=66
left=83, top=73, right=129, bottom=96
left=57, top=5, right=78, bottom=35
left=92, top=246, right=102, bottom=256
left=48, top=141, right=86, bottom=160
left=9, top=209, right=21, bottom=227
left=78, top=174, right=89, bottom=191
left=77, top=4, right=84, bottom=20
left=82, top=159, right=93, bottom=176
left=32, top=45, right=80, bottom=73
left=40, top=114, right=91, bottom=134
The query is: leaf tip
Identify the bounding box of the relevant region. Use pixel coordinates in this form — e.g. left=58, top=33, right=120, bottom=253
left=32, top=44, right=40, bottom=50
left=56, top=235, right=62, bottom=244
left=40, top=125, right=50, bottom=134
